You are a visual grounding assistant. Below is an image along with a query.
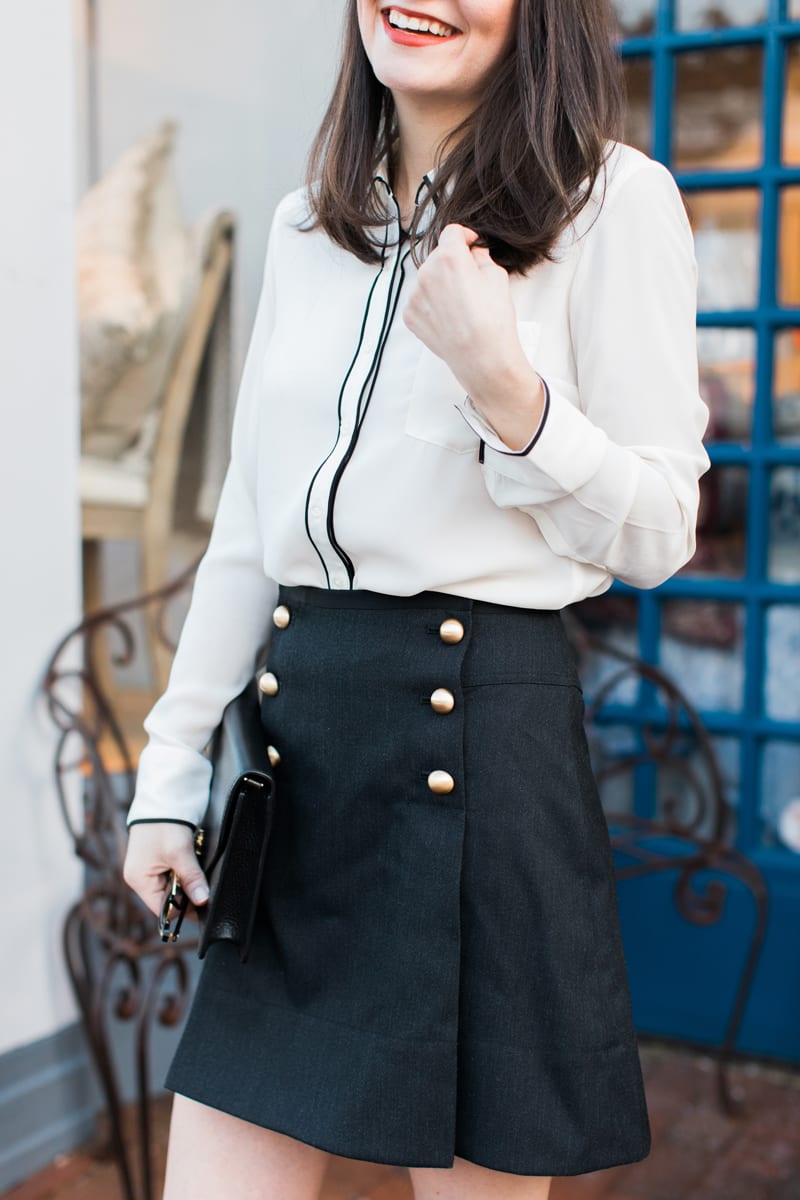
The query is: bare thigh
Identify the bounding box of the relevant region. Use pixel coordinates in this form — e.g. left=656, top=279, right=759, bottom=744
left=409, top=1158, right=552, bottom=1200
left=162, top=1093, right=332, bottom=1200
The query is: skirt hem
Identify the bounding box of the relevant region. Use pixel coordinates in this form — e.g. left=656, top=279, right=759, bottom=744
left=164, top=1075, right=652, bottom=1177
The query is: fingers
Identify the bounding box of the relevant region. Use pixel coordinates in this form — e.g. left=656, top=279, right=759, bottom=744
left=435, top=224, right=479, bottom=261
left=435, top=224, right=495, bottom=271
left=437, top=222, right=478, bottom=246
left=171, top=844, right=210, bottom=907
left=123, top=824, right=210, bottom=919
left=471, top=245, right=495, bottom=269
left=138, top=872, right=172, bottom=918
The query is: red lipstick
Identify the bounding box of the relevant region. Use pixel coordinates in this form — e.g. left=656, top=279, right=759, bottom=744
left=381, top=7, right=462, bottom=46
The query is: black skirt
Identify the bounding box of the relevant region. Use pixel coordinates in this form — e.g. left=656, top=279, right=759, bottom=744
left=164, top=584, right=652, bottom=1176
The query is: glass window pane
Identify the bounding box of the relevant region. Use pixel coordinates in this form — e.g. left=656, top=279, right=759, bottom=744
left=790, top=1, right=800, bottom=22
left=768, top=466, right=800, bottom=583
left=655, top=736, right=740, bottom=841
left=659, top=600, right=746, bottom=713
left=613, top=0, right=656, bottom=36
left=676, top=0, right=767, bottom=28
left=569, top=594, right=641, bottom=708
left=678, top=465, right=748, bottom=578
left=623, top=57, right=652, bottom=155
left=698, top=327, right=755, bottom=444
left=674, top=46, right=763, bottom=172
left=784, top=42, right=800, bottom=166
left=774, top=329, right=800, bottom=444
left=779, top=188, right=800, bottom=308
left=587, top=725, right=639, bottom=820
left=761, top=740, right=800, bottom=852
left=689, top=190, right=761, bottom=311
left=765, top=605, right=800, bottom=721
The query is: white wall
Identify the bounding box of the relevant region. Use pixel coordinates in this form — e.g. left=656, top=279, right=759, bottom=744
left=89, top=0, right=347, bottom=339
left=0, top=5, right=84, bottom=1054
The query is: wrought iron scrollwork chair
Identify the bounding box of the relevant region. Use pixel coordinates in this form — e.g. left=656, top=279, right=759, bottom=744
left=564, top=608, right=769, bottom=1115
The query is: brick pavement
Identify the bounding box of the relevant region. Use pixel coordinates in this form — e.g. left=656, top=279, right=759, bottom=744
left=4, top=1043, right=799, bottom=1200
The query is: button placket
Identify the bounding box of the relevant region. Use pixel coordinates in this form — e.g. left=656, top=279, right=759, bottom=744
left=421, top=611, right=470, bottom=805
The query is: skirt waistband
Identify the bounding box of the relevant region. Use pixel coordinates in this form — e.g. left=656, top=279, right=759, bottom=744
left=277, top=584, right=561, bottom=618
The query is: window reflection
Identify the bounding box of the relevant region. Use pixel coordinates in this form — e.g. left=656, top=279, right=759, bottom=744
left=774, top=330, right=800, bottom=443
left=676, top=0, right=767, bottom=28
left=623, top=57, right=652, bottom=154
left=779, top=188, right=800, bottom=307
left=679, top=465, right=748, bottom=578
left=761, top=740, right=800, bottom=852
left=765, top=606, right=800, bottom=721
left=587, top=726, right=639, bottom=819
left=659, top=600, right=745, bottom=713
left=656, top=736, right=740, bottom=839
left=570, top=594, right=641, bottom=709
left=688, top=190, right=761, bottom=311
left=772, top=326, right=800, bottom=444
left=674, top=46, right=763, bottom=171
left=768, top=466, right=800, bottom=583
left=698, top=327, right=755, bottom=444
left=784, top=42, right=800, bottom=166
left=613, top=0, right=656, bottom=36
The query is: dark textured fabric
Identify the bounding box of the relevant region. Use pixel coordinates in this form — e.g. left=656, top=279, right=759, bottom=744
left=164, top=585, right=652, bottom=1176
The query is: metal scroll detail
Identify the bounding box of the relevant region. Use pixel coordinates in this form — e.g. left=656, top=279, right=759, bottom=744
left=42, top=555, right=204, bottom=1200
left=564, top=610, right=769, bottom=1117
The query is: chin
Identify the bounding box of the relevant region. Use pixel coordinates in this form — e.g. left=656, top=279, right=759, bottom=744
left=371, top=55, right=453, bottom=93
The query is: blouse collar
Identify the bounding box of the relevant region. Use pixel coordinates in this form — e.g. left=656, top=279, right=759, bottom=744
left=369, top=151, right=451, bottom=244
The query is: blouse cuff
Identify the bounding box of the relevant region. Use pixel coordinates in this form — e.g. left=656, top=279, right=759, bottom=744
left=454, top=375, right=551, bottom=456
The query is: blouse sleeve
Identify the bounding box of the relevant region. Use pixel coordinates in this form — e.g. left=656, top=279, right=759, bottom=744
left=125, top=201, right=284, bottom=830
left=454, top=159, right=712, bottom=591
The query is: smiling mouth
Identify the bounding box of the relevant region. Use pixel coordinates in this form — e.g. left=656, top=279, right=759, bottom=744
left=381, top=7, right=462, bottom=38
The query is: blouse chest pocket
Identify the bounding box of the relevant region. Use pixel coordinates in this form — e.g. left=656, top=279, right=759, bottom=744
left=403, top=318, right=543, bottom=454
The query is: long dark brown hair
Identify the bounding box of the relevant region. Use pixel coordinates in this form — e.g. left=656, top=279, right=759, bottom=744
left=296, top=0, right=625, bottom=275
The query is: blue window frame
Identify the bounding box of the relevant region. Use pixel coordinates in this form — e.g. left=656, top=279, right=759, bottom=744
left=583, top=0, right=800, bottom=1061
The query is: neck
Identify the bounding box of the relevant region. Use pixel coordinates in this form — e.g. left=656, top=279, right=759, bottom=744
left=389, top=92, right=468, bottom=219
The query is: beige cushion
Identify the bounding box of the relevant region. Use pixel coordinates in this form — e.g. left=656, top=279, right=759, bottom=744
left=77, top=120, right=194, bottom=457
left=78, top=213, right=217, bottom=510
left=79, top=454, right=151, bottom=510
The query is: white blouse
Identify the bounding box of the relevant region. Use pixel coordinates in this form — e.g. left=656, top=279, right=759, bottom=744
left=127, top=139, right=711, bottom=829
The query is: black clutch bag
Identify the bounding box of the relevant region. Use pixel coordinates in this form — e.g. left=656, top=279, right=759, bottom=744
left=193, top=672, right=276, bottom=962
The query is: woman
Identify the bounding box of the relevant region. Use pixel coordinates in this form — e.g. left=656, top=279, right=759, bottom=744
left=123, top=1, right=711, bottom=1197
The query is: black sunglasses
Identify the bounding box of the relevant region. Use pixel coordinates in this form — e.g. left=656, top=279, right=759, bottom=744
left=158, top=870, right=190, bottom=943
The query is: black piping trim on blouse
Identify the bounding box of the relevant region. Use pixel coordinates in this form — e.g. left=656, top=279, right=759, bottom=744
left=302, top=242, right=390, bottom=585
left=303, top=170, right=435, bottom=588
left=459, top=375, right=551, bottom=460
left=494, top=375, right=551, bottom=456
left=127, top=817, right=198, bottom=831
left=326, top=243, right=413, bottom=587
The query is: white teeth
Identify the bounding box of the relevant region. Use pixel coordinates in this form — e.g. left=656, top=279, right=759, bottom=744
left=386, top=9, right=457, bottom=36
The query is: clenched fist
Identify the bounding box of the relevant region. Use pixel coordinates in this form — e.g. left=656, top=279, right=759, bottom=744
left=123, top=822, right=210, bottom=918
left=402, top=223, right=545, bottom=449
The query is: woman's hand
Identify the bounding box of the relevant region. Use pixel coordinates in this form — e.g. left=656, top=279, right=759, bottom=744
left=123, top=823, right=210, bottom=918
left=402, top=223, right=546, bottom=450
